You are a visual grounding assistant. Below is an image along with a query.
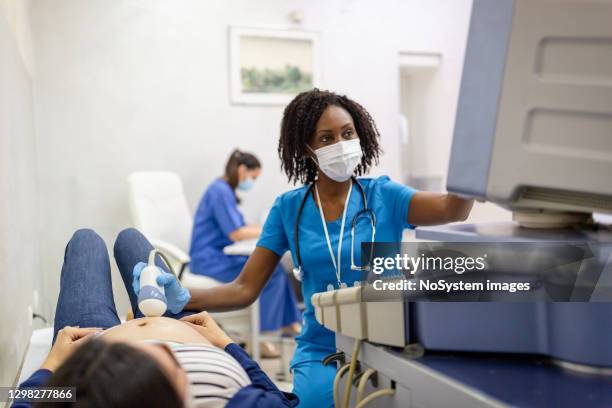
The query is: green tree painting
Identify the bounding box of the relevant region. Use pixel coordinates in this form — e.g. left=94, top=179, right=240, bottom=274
left=241, top=65, right=312, bottom=94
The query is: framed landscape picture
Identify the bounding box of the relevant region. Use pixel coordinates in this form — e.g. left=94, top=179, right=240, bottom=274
left=229, top=27, right=320, bottom=105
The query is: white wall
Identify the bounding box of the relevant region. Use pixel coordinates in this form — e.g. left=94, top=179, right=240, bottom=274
left=399, top=66, right=513, bottom=222
left=400, top=69, right=439, bottom=184
left=30, top=0, right=476, bottom=318
left=0, top=0, right=41, bottom=387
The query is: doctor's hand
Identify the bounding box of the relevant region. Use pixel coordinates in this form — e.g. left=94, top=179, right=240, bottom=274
left=132, top=262, right=191, bottom=314
left=180, top=312, right=233, bottom=348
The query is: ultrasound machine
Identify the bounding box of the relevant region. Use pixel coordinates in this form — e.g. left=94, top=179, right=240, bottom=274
left=312, top=1, right=612, bottom=406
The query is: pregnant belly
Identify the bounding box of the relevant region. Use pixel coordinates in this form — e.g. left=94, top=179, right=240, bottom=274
left=101, top=317, right=210, bottom=345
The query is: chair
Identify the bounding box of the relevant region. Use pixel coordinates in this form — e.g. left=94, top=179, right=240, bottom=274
left=127, top=171, right=262, bottom=360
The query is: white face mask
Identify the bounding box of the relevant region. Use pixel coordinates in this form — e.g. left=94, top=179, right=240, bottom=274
left=308, top=139, right=363, bottom=182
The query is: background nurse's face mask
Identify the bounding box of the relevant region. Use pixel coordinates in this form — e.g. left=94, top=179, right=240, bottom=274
left=237, top=176, right=254, bottom=192
left=308, top=138, right=363, bottom=182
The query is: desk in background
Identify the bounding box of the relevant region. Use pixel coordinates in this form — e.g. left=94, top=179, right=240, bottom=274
left=223, top=238, right=258, bottom=256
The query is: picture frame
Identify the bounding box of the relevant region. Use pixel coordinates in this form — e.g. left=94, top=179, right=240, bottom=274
left=229, top=26, right=321, bottom=105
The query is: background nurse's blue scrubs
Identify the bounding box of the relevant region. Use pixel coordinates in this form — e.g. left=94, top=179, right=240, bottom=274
left=190, top=177, right=301, bottom=332
left=257, top=176, right=416, bottom=407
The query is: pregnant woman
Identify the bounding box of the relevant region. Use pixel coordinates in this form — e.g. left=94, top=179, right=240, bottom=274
left=12, top=229, right=297, bottom=408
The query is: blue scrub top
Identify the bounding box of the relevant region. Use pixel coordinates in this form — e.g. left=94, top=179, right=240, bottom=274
left=189, top=178, right=246, bottom=276
left=257, top=176, right=416, bottom=366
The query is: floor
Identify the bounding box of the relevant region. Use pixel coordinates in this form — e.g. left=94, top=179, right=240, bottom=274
left=258, top=338, right=296, bottom=393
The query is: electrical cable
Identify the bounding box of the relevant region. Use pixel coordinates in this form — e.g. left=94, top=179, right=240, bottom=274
left=342, top=339, right=362, bottom=408
left=148, top=249, right=177, bottom=277
left=356, top=368, right=377, bottom=403
left=32, top=313, right=47, bottom=324
left=333, top=364, right=352, bottom=408
left=354, top=388, right=395, bottom=408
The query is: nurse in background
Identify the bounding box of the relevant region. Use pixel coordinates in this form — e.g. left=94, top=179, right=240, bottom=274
left=189, top=149, right=301, bottom=356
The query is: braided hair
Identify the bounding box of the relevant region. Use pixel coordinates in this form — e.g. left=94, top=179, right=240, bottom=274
left=278, top=89, right=381, bottom=185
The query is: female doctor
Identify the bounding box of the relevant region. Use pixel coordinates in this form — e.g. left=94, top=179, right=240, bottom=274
left=153, top=89, right=474, bottom=407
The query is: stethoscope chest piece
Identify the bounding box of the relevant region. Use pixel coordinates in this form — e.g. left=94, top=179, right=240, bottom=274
left=292, top=266, right=303, bottom=282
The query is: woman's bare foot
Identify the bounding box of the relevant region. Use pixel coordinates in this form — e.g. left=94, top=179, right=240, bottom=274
left=260, top=341, right=281, bottom=358
left=282, top=322, right=302, bottom=337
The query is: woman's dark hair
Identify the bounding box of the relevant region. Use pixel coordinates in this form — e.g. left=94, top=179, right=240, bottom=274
left=224, top=149, right=261, bottom=190
left=279, top=88, right=381, bottom=184
left=34, top=339, right=183, bottom=408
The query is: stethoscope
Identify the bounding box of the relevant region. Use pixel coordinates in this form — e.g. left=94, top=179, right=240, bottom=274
left=292, top=176, right=377, bottom=283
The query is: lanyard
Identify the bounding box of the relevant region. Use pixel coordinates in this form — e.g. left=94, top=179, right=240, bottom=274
left=314, top=181, right=353, bottom=287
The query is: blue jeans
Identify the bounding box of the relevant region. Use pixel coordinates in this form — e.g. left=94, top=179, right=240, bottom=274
left=53, top=228, right=193, bottom=343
